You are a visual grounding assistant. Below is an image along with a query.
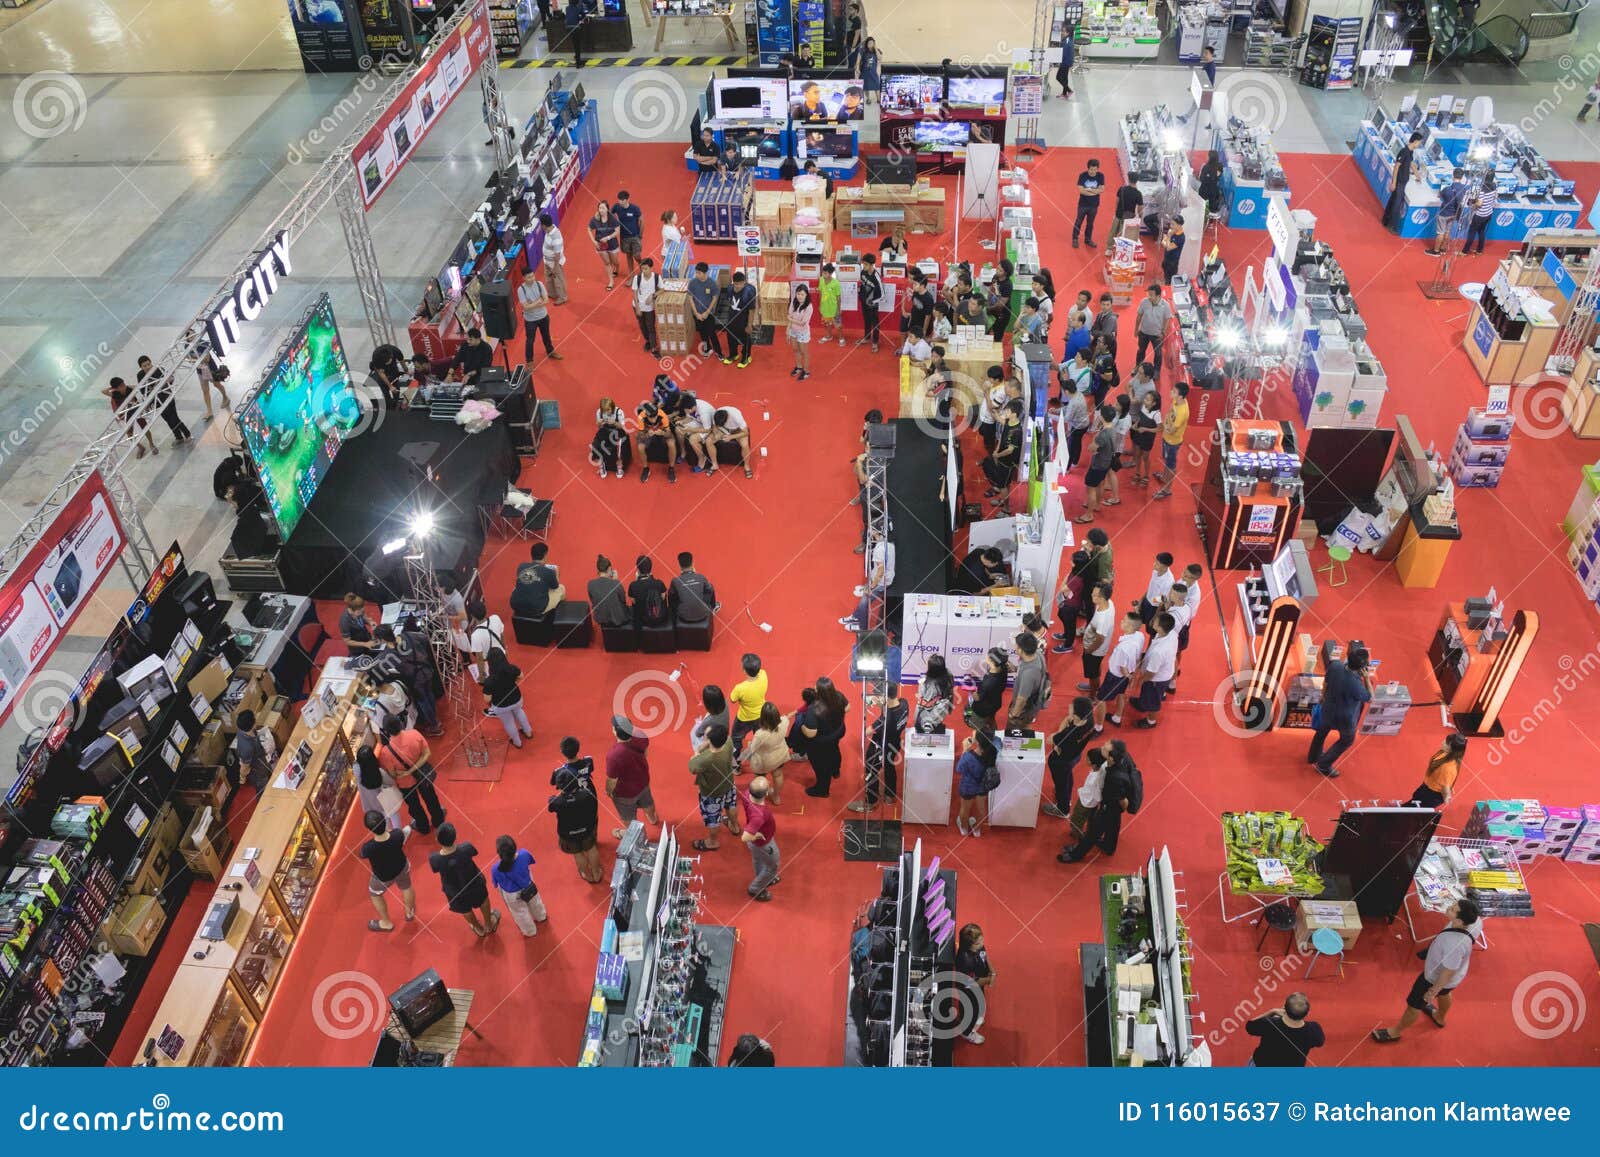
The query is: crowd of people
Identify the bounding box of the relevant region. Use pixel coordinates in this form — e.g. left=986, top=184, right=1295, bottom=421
left=592, top=374, right=754, bottom=484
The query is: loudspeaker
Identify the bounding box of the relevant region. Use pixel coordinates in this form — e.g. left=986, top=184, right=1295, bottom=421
left=174, top=571, right=217, bottom=617
left=479, top=277, right=516, bottom=340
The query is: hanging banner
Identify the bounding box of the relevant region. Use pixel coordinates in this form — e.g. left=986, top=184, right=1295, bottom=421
left=351, top=0, right=494, bottom=210
left=0, top=472, right=126, bottom=728
left=755, top=0, right=794, bottom=65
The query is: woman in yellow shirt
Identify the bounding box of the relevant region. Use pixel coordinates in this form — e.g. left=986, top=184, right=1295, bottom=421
left=1408, top=733, right=1466, bottom=809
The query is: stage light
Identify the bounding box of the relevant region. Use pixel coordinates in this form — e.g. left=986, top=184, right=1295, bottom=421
left=1163, top=129, right=1183, bottom=152
left=1262, top=326, right=1289, bottom=347
left=855, top=629, right=888, bottom=673
left=409, top=511, right=436, bottom=538
left=380, top=536, right=409, bottom=556
left=1215, top=326, right=1242, bottom=350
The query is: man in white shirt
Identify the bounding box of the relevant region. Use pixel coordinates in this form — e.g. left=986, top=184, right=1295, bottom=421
left=1140, top=551, right=1175, bottom=625
left=462, top=600, right=506, bottom=683
left=1076, top=582, right=1115, bottom=695
left=1180, top=562, right=1203, bottom=648
left=1166, top=582, right=1194, bottom=690
left=538, top=212, right=567, bottom=304
left=1095, top=609, right=1146, bottom=730
left=1130, top=611, right=1179, bottom=729
left=631, top=257, right=660, bottom=356
left=710, top=407, right=753, bottom=477
left=1374, top=898, right=1481, bottom=1043
left=672, top=392, right=717, bottom=472
left=516, top=275, right=562, bottom=367
left=841, top=531, right=896, bottom=631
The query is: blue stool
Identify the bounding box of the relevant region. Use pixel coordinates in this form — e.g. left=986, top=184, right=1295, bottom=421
left=1304, top=926, right=1345, bottom=979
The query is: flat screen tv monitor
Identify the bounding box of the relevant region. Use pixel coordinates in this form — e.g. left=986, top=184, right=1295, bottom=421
left=799, top=128, right=854, bottom=160
left=865, top=153, right=916, bottom=187
left=422, top=278, right=444, bottom=318
left=712, top=77, right=787, bottom=120
left=237, top=295, right=358, bottom=541
left=453, top=294, right=477, bottom=331
left=788, top=78, right=866, bottom=123
left=914, top=121, right=971, bottom=154
left=880, top=71, right=944, bottom=115
left=947, top=75, right=1007, bottom=109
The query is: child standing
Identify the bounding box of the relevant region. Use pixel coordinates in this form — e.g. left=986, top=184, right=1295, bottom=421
left=954, top=923, right=995, bottom=1044
left=818, top=263, right=844, bottom=343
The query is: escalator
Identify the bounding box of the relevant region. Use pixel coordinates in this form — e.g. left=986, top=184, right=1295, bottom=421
left=1420, top=2, right=1531, bottom=65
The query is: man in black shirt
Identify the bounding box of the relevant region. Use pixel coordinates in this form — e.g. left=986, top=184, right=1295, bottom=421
left=451, top=327, right=494, bottom=382
left=1308, top=644, right=1373, bottom=778
left=956, top=547, right=1010, bottom=594
left=549, top=740, right=603, bottom=882
left=982, top=400, right=1024, bottom=494
left=509, top=542, right=564, bottom=619
left=857, top=253, right=884, bottom=352
left=1384, top=131, right=1424, bottom=230
left=1246, top=993, right=1325, bottom=1067
left=669, top=551, right=717, bottom=625
left=137, top=355, right=191, bottom=443
left=692, top=128, right=719, bottom=172
left=1072, top=158, right=1105, bottom=248
left=1108, top=180, right=1144, bottom=253
left=587, top=555, right=630, bottom=628
left=720, top=271, right=757, bottom=368
left=628, top=555, right=670, bottom=628
left=853, top=683, right=909, bottom=810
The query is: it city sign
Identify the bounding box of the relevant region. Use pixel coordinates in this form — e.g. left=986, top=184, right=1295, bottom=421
left=206, top=231, right=292, bottom=359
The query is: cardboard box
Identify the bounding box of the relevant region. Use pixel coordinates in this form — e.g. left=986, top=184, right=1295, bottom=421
left=192, top=718, right=227, bottom=768
left=1294, top=898, right=1362, bottom=952
left=174, top=764, right=230, bottom=815
left=125, top=842, right=172, bottom=897
left=180, top=808, right=234, bottom=881
left=260, top=695, right=293, bottom=751
left=150, top=802, right=183, bottom=858
left=105, top=894, right=166, bottom=956
left=186, top=656, right=232, bottom=706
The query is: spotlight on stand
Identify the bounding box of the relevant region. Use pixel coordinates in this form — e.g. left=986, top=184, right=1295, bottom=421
left=1262, top=326, right=1289, bottom=348
left=410, top=510, right=436, bottom=539
left=380, top=536, right=410, bottom=556
left=1163, top=128, right=1183, bottom=153
left=849, top=630, right=901, bottom=684
left=1215, top=326, right=1242, bottom=351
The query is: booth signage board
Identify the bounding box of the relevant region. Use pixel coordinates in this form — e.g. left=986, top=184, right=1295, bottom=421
left=352, top=0, right=494, bottom=211
left=206, top=231, right=292, bottom=360
left=1009, top=72, right=1043, bottom=116
left=1542, top=249, right=1577, bottom=301
left=1472, top=314, right=1496, bottom=358
left=737, top=225, right=762, bottom=257
left=1265, top=196, right=1297, bottom=263
left=755, top=0, right=794, bottom=65
left=1485, top=385, right=1511, bottom=416
left=125, top=543, right=185, bottom=628
left=288, top=0, right=367, bottom=73
left=1589, top=190, right=1600, bottom=231
left=357, top=0, right=416, bottom=65
left=0, top=472, right=126, bottom=728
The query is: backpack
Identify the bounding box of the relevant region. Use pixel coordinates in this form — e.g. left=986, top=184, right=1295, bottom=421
left=1125, top=764, right=1145, bottom=815
left=637, top=580, right=668, bottom=625
left=979, top=762, right=1002, bottom=794
left=849, top=925, right=873, bottom=977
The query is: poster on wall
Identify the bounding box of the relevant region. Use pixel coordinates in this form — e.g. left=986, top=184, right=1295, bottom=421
left=0, top=472, right=126, bottom=728
left=358, top=0, right=417, bottom=65
left=287, top=0, right=370, bottom=73
left=351, top=0, right=492, bottom=209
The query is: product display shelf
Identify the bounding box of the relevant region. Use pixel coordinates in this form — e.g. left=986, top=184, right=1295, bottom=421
left=1407, top=836, right=1532, bottom=947
left=137, top=682, right=363, bottom=1067
left=1565, top=471, right=1600, bottom=611
left=1218, top=811, right=1324, bottom=922
left=0, top=599, right=234, bottom=1069
left=1462, top=798, right=1600, bottom=866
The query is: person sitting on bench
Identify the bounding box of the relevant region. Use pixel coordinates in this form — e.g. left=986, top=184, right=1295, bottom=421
left=672, top=391, right=717, bottom=473
left=669, top=551, right=717, bottom=626
left=629, top=556, right=671, bottom=629
left=711, top=407, right=753, bottom=477
left=588, top=555, right=631, bottom=629
left=510, top=542, right=564, bottom=619
left=634, top=399, right=678, bottom=484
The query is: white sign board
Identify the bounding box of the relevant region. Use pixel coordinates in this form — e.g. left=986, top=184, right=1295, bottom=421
left=736, top=226, right=762, bottom=258
left=1265, top=196, right=1298, bottom=264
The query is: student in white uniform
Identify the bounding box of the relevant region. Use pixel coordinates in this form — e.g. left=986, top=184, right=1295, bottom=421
left=710, top=407, right=754, bottom=478
left=1130, top=611, right=1179, bottom=729
left=1139, top=551, right=1175, bottom=625
left=1095, top=609, right=1146, bottom=730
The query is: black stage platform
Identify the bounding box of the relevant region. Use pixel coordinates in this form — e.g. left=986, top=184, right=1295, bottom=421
left=885, top=419, right=952, bottom=605
left=276, top=411, right=518, bottom=598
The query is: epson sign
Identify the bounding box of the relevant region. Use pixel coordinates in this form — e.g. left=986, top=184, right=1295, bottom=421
left=206, top=231, right=292, bottom=359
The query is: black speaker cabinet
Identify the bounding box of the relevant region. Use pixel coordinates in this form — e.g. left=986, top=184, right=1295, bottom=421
left=479, top=278, right=516, bottom=341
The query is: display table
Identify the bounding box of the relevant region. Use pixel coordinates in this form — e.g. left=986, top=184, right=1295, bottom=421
left=833, top=184, right=947, bottom=235
left=140, top=682, right=364, bottom=1067
left=644, top=4, right=739, bottom=50
left=1198, top=419, right=1303, bottom=570
left=1407, top=836, right=1532, bottom=947
left=1427, top=602, right=1501, bottom=718
left=902, top=731, right=955, bottom=825
left=1219, top=810, right=1325, bottom=923
left=1217, top=129, right=1289, bottom=231
left=1394, top=495, right=1461, bottom=588
left=989, top=731, right=1046, bottom=828
left=224, top=593, right=321, bottom=701
left=1563, top=344, right=1600, bottom=438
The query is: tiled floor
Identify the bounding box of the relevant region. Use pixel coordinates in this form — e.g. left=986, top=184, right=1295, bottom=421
left=1, top=9, right=1599, bottom=770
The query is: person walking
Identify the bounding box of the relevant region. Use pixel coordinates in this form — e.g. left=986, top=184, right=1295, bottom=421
left=1134, top=283, right=1172, bottom=374
left=550, top=748, right=605, bottom=883
left=1463, top=169, right=1497, bottom=255
left=1043, top=696, right=1096, bottom=820
left=721, top=271, right=757, bottom=368
left=103, top=377, right=159, bottom=458
left=787, top=283, right=814, bottom=380
left=538, top=212, right=568, bottom=303
left=688, top=724, right=738, bottom=851
left=517, top=274, right=561, bottom=367
left=1372, top=899, right=1481, bottom=1043
left=588, top=199, right=621, bottom=289
left=375, top=719, right=446, bottom=835
left=1308, top=643, right=1373, bottom=778
left=196, top=350, right=231, bottom=420
left=956, top=727, right=998, bottom=837
left=1072, top=158, right=1105, bottom=248
left=428, top=823, right=499, bottom=937
left=1058, top=739, right=1142, bottom=861
left=137, top=355, right=191, bottom=445
left=739, top=776, right=781, bottom=901
left=605, top=715, right=660, bottom=837
left=480, top=648, right=533, bottom=749
left=858, top=253, right=884, bottom=352
left=1055, top=30, right=1075, bottom=96
left=358, top=809, right=415, bottom=932
left=631, top=257, right=661, bottom=356
left=1246, top=994, right=1325, bottom=1067
left=1408, top=732, right=1467, bottom=809
left=490, top=835, right=548, bottom=937
left=612, top=190, right=644, bottom=277
left=1578, top=73, right=1600, bottom=121
left=1153, top=381, right=1189, bottom=499
left=799, top=677, right=849, bottom=797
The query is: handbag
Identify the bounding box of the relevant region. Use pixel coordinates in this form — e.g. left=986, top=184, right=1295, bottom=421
left=517, top=881, right=539, bottom=903
left=979, top=764, right=1002, bottom=793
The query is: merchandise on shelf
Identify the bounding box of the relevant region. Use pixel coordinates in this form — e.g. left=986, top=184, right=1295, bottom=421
left=1463, top=799, right=1600, bottom=864
left=1299, top=15, right=1360, bottom=90
left=1289, top=229, right=1389, bottom=430
left=1075, top=0, right=1161, bottom=59
left=1176, top=1, right=1229, bottom=62
left=1222, top=811, right=1324, bottom=895
left=1414, top=837, right=1533, bottom=916
left=1448, top=405, right=1514, bottom=488
left=689, top=168, right=755, bottom=242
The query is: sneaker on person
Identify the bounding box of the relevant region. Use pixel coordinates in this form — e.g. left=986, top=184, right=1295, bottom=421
left=846, top=800, right=869, bottom=813
left=965, top=1029, right=986, bottom=1044
left=1041, top=802, right=1067, bottom=819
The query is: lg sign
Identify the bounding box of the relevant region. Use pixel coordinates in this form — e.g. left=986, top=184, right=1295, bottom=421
left=206, top=231, right=293, bottom=359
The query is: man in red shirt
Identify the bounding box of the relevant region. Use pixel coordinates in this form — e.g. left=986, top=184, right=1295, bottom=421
left=605, top=714, right=660, bottom=839
left=376, top=716, right=446, bottom=834
left=739, top=776, right=780, bottom=902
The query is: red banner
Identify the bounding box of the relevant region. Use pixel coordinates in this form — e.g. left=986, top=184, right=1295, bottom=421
left=0, top=471, right=126, bottom=728
left=352, top=0, right=495, bottom=210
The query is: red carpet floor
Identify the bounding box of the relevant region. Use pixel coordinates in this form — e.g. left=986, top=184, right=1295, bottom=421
left=116, top=144, right=1600, bottom=1069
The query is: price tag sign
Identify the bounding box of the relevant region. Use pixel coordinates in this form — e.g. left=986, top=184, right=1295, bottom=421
left=736, top=225, right=762, bottom=258
left=1485, top=385, right=1511, bottom=416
